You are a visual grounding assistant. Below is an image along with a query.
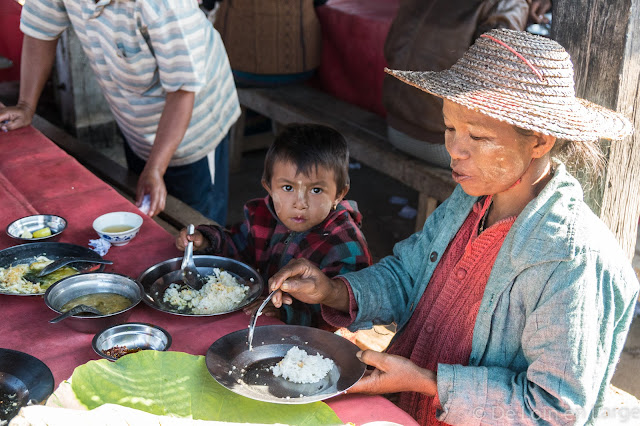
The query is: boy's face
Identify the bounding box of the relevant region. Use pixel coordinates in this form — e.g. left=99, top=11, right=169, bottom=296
left=262, top=160, right=348, bottom=233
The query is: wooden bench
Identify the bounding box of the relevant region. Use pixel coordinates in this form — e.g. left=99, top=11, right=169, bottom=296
left=231, top=84, right=456, bottom=231
left=30, top=115, right=215, bottom=234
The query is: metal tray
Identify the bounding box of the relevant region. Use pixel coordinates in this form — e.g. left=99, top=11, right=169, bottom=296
left=205, top=325, right=366, bottom=404
left=0, top=348, right=54, bottom=422
left=137, top=255, right=263, bottom=317
left=0, top=242, right=107, bottom=296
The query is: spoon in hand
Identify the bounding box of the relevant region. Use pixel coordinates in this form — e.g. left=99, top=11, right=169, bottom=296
left=248, top=289, right=277, bottom=351
left=181, top=224, right=207, bottom=290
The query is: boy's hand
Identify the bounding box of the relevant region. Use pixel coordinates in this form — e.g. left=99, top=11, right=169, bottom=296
left=175, top=228, right=209, bottom=251
left=242, top=297, right=282, bottom=319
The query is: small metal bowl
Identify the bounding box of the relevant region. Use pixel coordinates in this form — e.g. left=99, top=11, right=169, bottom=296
left=92, top=322, right=172, bottom=361
left=44, top=272, right=143, bottom=334
left=6, top=214, right=67, bottom=242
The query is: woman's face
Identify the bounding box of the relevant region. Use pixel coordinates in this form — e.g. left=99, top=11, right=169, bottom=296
left=443, top=100, right=536, bottom=197
left=262, top=160, right=347, bottom=233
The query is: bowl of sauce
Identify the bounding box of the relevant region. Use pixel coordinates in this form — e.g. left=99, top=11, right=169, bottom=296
left=44, top=272, right=143, bottom=333
left=92, top=212, right=143, bottom=246
left=92, top=322, right=172, bottom=361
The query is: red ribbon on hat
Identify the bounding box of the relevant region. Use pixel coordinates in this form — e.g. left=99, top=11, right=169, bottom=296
left=481, top=34, right=546, bottom=82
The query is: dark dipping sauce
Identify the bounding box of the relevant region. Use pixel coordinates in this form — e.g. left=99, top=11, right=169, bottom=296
left=104, top=345, right=141, bottom=359
left=60, top=293, right=132, bottom=315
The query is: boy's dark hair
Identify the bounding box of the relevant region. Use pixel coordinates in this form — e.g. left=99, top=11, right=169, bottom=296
left=263, top=124, right=350, bottom=191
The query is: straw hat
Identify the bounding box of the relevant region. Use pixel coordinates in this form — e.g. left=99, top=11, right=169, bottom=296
left=385, top=29, right=632, bottom=142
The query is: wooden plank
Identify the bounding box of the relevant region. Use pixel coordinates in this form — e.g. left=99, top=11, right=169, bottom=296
left=553, top=0, right=640, bottom=259
left=30, top=115, right=216, bottom=231
left=237, top=86, right=457, bottom=203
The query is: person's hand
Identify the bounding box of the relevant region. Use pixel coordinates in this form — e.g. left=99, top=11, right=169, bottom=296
left=136, top=165, right=166, bottom=217
left=348, top=350, right=438, bottom=396
left=0, top=102, right=36, bottom=132
left=242, top=297, right=282, bottom=319
left=175, top=228, right=209, bottom=251
left=529, top=0, right=551, bottom=24
left=269, top=258, right=348, bottom=311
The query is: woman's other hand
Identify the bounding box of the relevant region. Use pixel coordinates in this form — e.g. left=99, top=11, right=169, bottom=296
left=175, top=228, right=208, bottom=251
left=349, top=350, right=437, bottom=396
left=269, top=258, right=349, bottom=311
left=529, top=0, right=551, bottom=24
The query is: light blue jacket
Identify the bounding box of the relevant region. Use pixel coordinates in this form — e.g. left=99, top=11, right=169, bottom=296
left=341, top=164, right=639, bottom=425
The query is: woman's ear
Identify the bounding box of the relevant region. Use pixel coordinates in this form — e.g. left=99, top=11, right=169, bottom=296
left=261, top=178, right=272, bottom=195
left=531, top=133, right=556, bottom=158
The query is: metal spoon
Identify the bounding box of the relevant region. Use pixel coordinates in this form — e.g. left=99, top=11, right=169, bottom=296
left=49, top=304, right=102, bottom=323
left=248, top=289, right=277, bottom=351
left=182, top=224, right=207, bottom=290
left=37, top=257, right=113, bottom=277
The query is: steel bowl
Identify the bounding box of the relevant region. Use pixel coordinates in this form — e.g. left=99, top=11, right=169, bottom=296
left=92, top=322, right=172, bottom=361
left=137, top=255, right=263, bottom=316
left=44, top=272, right=143, bottom=333
left=6, top=214, right=67, bottom=242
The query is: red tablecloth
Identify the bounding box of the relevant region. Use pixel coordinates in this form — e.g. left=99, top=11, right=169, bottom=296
left=315, top=0, right=400, bottom=117
left=0, top=126, right=418, bottom=425
left=0, top=0, right=22, bottom=82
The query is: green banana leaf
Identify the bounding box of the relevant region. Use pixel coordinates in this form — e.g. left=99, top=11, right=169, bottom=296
left=71, top=351, right=343, bottom=425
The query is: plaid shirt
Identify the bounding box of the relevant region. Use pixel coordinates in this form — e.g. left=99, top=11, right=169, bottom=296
left=197, top=196, right=372, bottom=326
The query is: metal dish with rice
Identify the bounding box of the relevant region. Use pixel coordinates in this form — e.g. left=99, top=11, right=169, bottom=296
left=138, top=255, right=263, bottom=316
left=0, top=243, right=107, bottom=296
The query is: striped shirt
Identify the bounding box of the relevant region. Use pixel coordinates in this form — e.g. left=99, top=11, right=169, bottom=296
left=21, top=0, right=240, bottom=167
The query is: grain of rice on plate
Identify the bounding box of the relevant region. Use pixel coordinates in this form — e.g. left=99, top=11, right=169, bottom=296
left=271, top=346, right=335, bottom=384
left=163, top=268, right=249, bottom=314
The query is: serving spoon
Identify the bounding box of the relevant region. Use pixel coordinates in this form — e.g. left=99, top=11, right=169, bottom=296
left=37, top=257, right=113, bottom=277
left=248, top=289, right=277, bottom=351
left=49, top=304, right=102, bottom=323
left=181, top=224, right=207, bottom=290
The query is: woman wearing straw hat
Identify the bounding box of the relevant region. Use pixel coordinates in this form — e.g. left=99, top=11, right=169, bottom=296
left=268, top=29, right=638, bottom=425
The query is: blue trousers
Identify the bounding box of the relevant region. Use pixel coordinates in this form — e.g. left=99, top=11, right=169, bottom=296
left=123, top=134, right=229, bottom=226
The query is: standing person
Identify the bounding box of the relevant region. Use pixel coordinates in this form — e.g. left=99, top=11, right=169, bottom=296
left=268, top=29, right=638, bottom=425
left=0, top=0, right=240, bottom=225
left=383, top=0, right=530, bottom=168
left=175, top=124, right=372, bottom=327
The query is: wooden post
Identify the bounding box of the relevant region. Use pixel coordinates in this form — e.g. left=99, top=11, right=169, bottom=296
left=552, top=0, right=640, bottom=260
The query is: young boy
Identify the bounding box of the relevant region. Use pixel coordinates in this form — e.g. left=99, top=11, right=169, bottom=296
left=175, top=124, right=372, bottom=327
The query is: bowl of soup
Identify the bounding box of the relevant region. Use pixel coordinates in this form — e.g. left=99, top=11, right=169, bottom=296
left=92, top=212, right=143, bottom=246
left=44, top=272, right=143, bottom=333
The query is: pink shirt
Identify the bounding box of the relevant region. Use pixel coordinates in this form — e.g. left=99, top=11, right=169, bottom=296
left=388, top=196, right=515, bottom=425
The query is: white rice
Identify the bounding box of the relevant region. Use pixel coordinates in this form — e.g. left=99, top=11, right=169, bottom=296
left=271, top=346, right=335, bottom=384
left=0, top=256, right=52, bottom=294
left=162, top=268, right=249, bottom=314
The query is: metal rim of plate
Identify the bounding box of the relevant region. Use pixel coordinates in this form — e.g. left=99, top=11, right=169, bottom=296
left=137, top=255, right=264, bottom=317
left=0, top=348, right=54, bottom=422
left=205, top=325, right=366, bottom=404
left=0, top=242, right=107, bottom=296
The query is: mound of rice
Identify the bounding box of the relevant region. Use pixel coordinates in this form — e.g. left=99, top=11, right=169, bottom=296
left=271, top=346, right=335, bottom=384
left=0, top=256, right=52, bottom=294
left=163, top=268, right=249, bottom=314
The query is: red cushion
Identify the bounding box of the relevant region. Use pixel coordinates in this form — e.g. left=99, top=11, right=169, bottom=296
left=315, top=0, right=400, bottom=117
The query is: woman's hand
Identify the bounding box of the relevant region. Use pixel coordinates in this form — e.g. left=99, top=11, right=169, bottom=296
left=348, top=350, right=437, bottom=396
left=529, top=0, right=552, bottom=24
left=175, top=228, right=209, bottom=251
left=269, top=258, right=349, bottom=312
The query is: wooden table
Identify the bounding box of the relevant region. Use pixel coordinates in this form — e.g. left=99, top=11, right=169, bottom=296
left=0, top=125, right=418, bottom=425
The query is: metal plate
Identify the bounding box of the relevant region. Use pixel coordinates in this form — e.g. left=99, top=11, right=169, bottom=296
left=137, top=255, right=263, bottom=317
left=0, top=243, right=107, bottom=296
left=0, top=348, right=54, bottom=422
left=205, top=325, right=366, bottom=404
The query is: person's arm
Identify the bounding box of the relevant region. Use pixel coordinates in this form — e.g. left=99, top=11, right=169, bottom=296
left=135, top=89, right=194, bottom=217
left=269, top=258, right=350, bottom=312
left=0, top=35, right=58, bottom=131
